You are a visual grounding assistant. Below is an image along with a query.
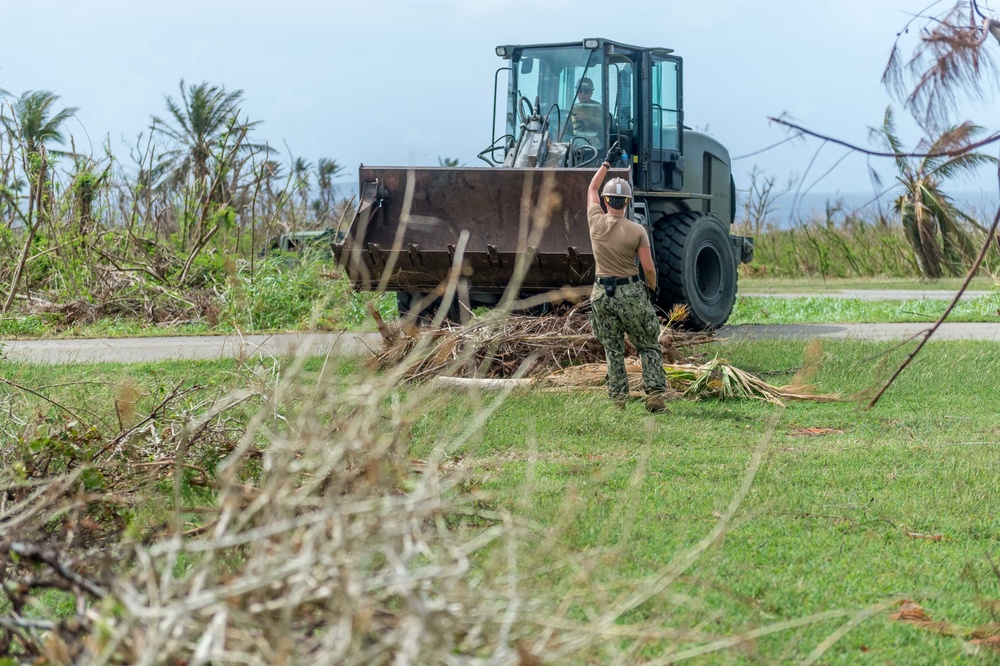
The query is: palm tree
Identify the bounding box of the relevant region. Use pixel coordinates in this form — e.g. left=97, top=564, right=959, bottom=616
left=877, top=107, right=996, bottom=278
left=151, top=80, right=256, bottom=194
left=151, top=80, right=263, bottom=255
left=291, top=156, right=312, bottom=216
left=0, top=90, right=77, bottom=312
left=4, top=90, right=78, bottom=156
left=259, top=159, right=284, bottom=210
left=1, top=90, right=78, bottom=207
left=315, top=158, right=343, bottom=222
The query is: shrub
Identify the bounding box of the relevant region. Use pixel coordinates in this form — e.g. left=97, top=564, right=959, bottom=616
left=219, top=253, right=395, bottom=331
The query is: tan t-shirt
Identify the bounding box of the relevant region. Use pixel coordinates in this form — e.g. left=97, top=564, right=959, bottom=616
left=587, top=203, right=648, bottom=278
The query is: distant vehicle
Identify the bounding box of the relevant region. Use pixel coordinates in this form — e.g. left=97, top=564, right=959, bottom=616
left=264, top=229, right=344, bottom=255
left=334, top=38, right=753, bottom=329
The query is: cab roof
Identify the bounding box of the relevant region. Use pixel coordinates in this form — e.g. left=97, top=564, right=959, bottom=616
left=495, top=38, right=673, bottom=59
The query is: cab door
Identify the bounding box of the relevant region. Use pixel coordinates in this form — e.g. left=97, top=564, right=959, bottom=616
left=641, top=53, right=683, bottom=191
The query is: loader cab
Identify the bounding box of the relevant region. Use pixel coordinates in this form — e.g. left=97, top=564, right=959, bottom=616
left=494, top=39, right=684, bottom=191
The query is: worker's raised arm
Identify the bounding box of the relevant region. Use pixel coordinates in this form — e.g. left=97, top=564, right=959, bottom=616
left=589, top=142, right=623, bottom=206
left=588, top=162, right=608, bottom=207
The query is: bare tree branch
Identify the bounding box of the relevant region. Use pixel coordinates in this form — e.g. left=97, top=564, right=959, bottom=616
left=7, top=542, right=107, bottom=598
left=769, top=115, right=1000, bottom=159
left=868, top=167, right=1000, bottom=408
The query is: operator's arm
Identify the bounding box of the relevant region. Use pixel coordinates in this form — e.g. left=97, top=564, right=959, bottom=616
left=569, top=108, right=582, bottom=134
left=588, top=162, right=609, bottom=207
left=638, top=246, right=656, bottom=290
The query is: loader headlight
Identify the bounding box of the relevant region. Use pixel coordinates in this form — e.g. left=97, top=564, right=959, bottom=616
left=496, top=46, right=509, bottom=57
left=583, top=39, right=599, bottom=49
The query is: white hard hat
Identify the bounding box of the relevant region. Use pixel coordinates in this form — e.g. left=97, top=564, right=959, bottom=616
left=601, top=177, right=632, bottom=198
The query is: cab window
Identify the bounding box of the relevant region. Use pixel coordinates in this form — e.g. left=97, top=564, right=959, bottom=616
left=651, top=58, right=681, bottom=154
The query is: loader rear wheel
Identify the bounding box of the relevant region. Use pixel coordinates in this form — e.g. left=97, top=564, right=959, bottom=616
left=652, top=211, right=738, bottom=330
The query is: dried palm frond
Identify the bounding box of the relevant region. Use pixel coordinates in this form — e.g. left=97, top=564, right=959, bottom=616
left=673, top=358, right=838, bottom=406
left=883, top=3, right=1000, bottom=131
left=543, top=358, right=838, bottom=406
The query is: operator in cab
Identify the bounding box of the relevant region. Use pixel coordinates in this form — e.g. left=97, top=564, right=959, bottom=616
left=586, top=144, right=668, bottom=413
left=569, top=77, right=603, bottom=135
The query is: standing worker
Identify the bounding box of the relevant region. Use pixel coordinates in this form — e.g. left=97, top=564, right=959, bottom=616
left=587, top=144, right=668, bottom=412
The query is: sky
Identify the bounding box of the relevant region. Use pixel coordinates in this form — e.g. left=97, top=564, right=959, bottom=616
left=2, top=0, right=999, bottom=216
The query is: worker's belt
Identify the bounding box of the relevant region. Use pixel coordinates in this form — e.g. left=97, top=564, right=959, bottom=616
left=595, top=274, right=640, bottom=298
left=595, top=275, right=641, bottom=286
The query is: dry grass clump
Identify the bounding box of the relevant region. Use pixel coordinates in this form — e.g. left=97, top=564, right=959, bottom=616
left=0, top=356, right=702, bottom=664
left=0, top=383, right=248, bottom=662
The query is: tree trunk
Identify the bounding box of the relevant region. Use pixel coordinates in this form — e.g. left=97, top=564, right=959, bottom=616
left=1, top=153, right=45, bottom=314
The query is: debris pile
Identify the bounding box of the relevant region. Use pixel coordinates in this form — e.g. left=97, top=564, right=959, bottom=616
left=369, top=303, right=838, bottom=405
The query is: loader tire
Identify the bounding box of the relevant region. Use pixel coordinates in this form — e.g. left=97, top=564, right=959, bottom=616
left=396, top=291, right=461, bottom=326
left=652, top=211, right=738, bottom=330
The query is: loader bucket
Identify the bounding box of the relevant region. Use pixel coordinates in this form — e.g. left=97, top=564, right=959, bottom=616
left=333, top=165, right=629, bottom=295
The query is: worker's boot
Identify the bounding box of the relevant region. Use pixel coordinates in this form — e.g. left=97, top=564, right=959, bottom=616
left=645, top=394, right=667, bottom=413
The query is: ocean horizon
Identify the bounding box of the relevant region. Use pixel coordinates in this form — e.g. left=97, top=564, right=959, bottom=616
left=747, top=190, right=1000, bottom=228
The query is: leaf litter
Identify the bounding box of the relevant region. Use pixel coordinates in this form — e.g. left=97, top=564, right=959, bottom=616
left=788, top=427, right=845, bottom=436
left=888, top=599, right=1000, bottom=652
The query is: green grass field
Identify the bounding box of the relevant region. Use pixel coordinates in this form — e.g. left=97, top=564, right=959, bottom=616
left=733, top=276, right=1000, bottom=324
left=5, top=338, right=1000, bottom=662
left=407, top=339, right=1000, bottom=663
left=740, top=276, right=998, bottom=293
left=730, top=293, right=1000, bottom=324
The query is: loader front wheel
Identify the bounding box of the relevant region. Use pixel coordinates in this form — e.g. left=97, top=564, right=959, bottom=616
left=396, top=291, right=460, bottom=325
left=652, top=211, right=738, bottom=330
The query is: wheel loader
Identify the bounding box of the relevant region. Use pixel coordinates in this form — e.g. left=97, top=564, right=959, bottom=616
left=333, top=38, right=754, bottom=329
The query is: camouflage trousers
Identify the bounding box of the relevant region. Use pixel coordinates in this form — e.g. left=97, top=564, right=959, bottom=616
left=589, top=280, right=667, bottom=401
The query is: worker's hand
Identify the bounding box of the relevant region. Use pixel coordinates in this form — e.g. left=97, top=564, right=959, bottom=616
left=605, top=142, right=623, bottom=166
left=647, top=284, right=659, bottom=304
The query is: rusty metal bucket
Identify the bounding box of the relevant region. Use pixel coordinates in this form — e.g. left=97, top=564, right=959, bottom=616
left=333, top=165, right=630, bottom=295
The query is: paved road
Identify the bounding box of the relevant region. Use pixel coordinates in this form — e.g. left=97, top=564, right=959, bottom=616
left=721, top=323, right=1000, bottom=342
left=0, top=333, right=383, bottom=364
left=3, top=322, right=999, bottom=364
